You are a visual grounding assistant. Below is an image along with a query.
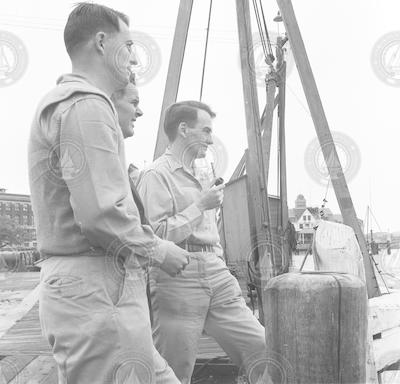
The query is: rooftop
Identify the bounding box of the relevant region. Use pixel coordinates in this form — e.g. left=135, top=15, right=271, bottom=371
left=0, top=193, right=31, bottom=203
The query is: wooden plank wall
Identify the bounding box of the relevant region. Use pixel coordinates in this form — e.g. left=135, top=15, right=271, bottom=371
left=220, top=175, right=282, bottom=294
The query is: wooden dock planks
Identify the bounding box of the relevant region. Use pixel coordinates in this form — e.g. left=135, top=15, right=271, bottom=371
left=0, top=272, right=40, bottom=292
left=0, top=302, right=50, bottom=356
left=0, top=272, right=227, bottom=382
left=0, top=301, right=226, bottom=358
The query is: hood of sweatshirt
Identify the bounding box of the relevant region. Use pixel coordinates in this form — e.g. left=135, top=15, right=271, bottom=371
left=35, top=73, right=116, bottom=119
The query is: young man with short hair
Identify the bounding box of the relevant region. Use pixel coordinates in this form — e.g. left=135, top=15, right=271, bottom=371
left=28, top=3, right=189, bottom=382
left=137, top=100, right=268, bottom=383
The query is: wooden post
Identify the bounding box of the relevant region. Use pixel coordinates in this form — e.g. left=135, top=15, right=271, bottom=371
left=236, top=0, right=277, bottom=324
left=278, top=62, right=291, bottom=272
left=260, top=77, right=278, bottom=275
left=235, top=0, right=268, bottom=245
left=260, top=77, right=277, bottom=184
left=276, top=0, right=380, bottom=297
left=153, top=0, right=194, bottom=160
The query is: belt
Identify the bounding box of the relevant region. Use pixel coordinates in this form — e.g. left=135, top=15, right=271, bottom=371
left=179, top=243, right=215, bottom=252
left=40, top=247, right=105, bottom=259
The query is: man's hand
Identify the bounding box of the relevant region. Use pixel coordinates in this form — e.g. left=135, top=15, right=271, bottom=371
left=158, top=240, right=190, bottom=277
left=195, top=184, right=225, bottom=212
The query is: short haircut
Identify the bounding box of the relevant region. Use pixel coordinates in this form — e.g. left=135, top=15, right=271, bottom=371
left=64, top=2, right=129, bottom=58
left=164, top=101, right=216, bottom=142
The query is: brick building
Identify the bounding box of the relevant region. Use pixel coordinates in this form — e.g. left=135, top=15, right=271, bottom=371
left=0, top=188, right=37, bottom=247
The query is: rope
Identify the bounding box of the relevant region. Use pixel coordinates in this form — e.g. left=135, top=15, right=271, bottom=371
left=319, top=179, right=331, bottom=219
left=251, top=0, right=275, bottom=66
left=252, top=0, right=268, bottom=59
left=299, top=241, right=313, bottom=271
left=199, top=0, right=213, bottom=101
left=323, top=179, right=330, bottom=201
left=364, top=206, right=369, bottom=245
left=258, top=0, right=274, bottom=58
left=287, top=84, right=311, bottom=116
left=246, top=259, right=258, bottom=314
left=369, top=206, right=383, bottom=233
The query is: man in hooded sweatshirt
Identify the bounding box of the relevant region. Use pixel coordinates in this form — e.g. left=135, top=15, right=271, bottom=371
left=28, top=3, right=189, bottom=383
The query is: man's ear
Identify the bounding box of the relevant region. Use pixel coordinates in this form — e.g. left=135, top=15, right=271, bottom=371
left=94, top=31, right=107, bottom=54
left=177, top=122, right=188, bottom=138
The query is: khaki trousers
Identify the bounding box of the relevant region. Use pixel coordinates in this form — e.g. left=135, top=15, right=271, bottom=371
left=150, top=253, right=267, bottom=384
left=39, top=254, right=179, bottom=384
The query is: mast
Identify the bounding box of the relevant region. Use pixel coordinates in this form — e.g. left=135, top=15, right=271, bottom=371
left=276, top=0, right=381, bottom=298
left=153, top=0, right=194, bottom=160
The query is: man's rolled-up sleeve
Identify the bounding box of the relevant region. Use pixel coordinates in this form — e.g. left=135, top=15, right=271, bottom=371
left=59, top=97, right=164, bottom=266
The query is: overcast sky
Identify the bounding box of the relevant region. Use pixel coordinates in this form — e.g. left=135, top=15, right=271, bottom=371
left=0, top=0, right=399, bottom=232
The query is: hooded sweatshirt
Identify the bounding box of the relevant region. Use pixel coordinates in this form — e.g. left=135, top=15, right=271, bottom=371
left=28, top=74, right=164, bottom=266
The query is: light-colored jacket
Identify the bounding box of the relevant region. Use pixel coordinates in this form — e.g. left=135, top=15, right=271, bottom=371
left=28, top=74, right=163, bottom=266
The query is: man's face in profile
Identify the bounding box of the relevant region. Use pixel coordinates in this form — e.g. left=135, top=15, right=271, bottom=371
left=103, top=19, right=137, bottom=89
left=184, top=109, right=214, bottom=159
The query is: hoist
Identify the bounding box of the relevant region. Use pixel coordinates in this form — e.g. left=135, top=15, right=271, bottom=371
left=152, top=0, right=381, bottom=319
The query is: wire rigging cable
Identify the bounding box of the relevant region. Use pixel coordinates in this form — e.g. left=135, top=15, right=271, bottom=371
left=369, top=206, right=383, bottom=233
left=365, top=207, right=369, bottom=239
left=199, top=0, right=213, bottom=101
left=252, top=0, right=269, bottom=62
left=258, top=0, right=274, bottom=60
left=251, top=0, right=275, bottom=65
